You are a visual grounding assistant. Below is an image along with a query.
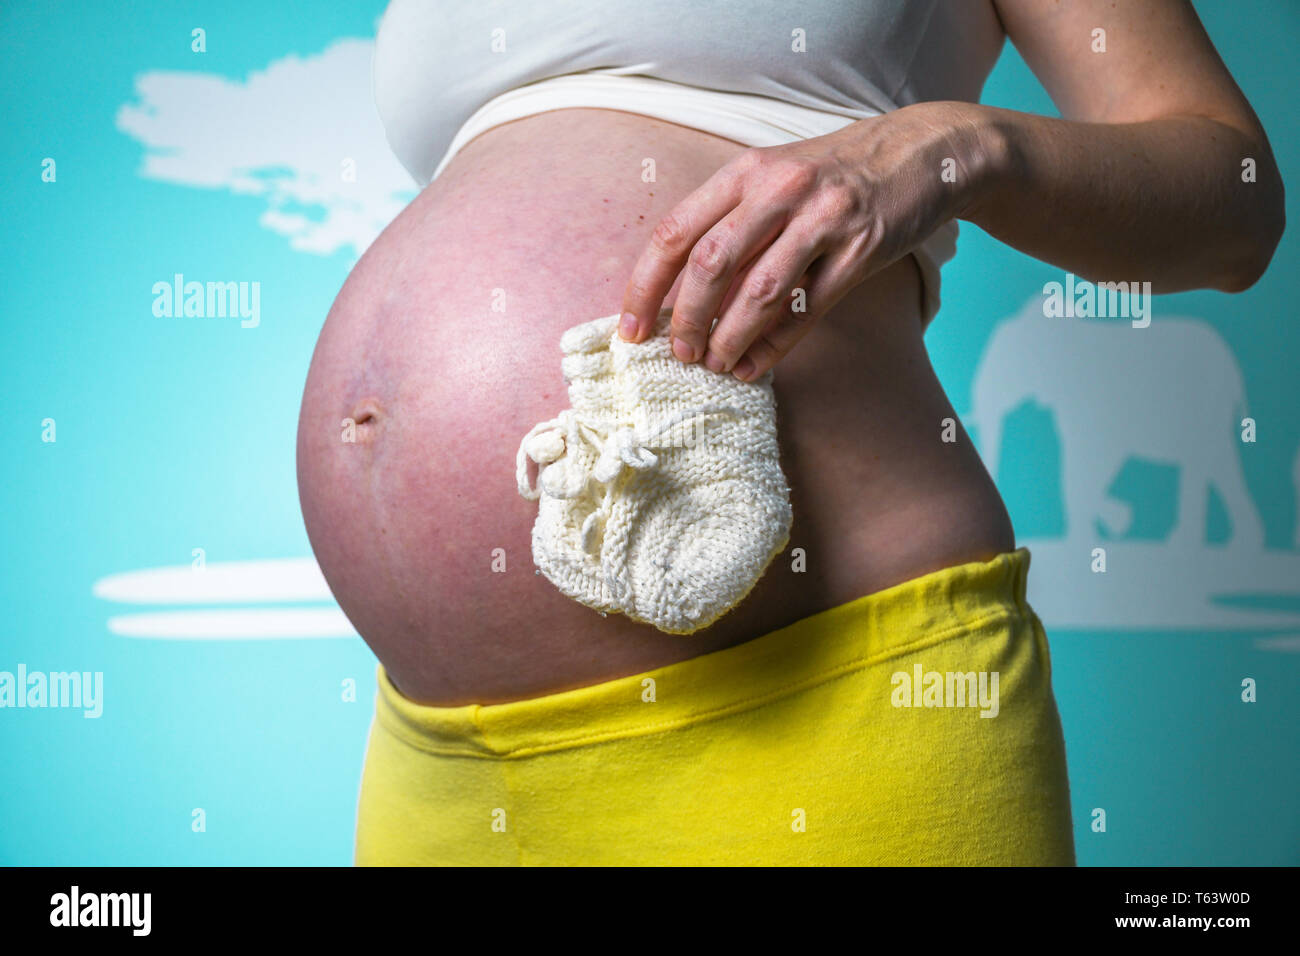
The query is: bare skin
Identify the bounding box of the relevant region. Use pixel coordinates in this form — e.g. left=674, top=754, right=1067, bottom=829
left=297, top=107, right=1013, bottom=706
left=621, top=0, right=1283, bottom=377
left=296, top=0, right=1282, bottom=707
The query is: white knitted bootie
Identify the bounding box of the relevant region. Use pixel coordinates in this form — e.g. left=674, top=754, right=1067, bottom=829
left=516, top=308, right=792, bottom=633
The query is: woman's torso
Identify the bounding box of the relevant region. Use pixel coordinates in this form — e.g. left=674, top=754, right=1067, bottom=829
left=296, top=108, right=1014, bottom=706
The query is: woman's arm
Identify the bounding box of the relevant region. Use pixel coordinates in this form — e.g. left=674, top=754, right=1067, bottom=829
left=967, top=0, right=1284, bottom=293
left=619, top=0, right=1284, bottom=380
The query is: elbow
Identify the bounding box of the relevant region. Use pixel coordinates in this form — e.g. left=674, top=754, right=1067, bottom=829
left=1215, top=207, right=1285, bottom=294
left=1216, top=247, right=1274, bottom=294
left=1216, top=167, right=1286, bottom=294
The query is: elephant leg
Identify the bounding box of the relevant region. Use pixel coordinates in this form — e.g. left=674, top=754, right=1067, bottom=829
left=1167, top=464, right=1205, bottom=548
left=1061, top=452, right=1112, bottom=545
left=1213, top=455, right=1265, bottom=551
left=1097, top=497, right=1133, bottom=538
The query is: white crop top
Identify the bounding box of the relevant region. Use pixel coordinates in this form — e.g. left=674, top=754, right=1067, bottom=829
left=372, top=0, right=1006, bottom=328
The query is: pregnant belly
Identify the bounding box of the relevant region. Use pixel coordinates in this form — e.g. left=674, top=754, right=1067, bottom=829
left=296, top=108, right=1014, bottom=705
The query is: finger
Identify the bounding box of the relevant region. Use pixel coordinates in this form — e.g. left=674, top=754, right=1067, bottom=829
left=731, top=260, right=839, bottom=381
left=619, top=171, right=743, bottom=344
left=712, top=255, right=761, bottom=323
left=701, top=224, right=823, bottom=374
left=668, top=201, right=788, bottom=364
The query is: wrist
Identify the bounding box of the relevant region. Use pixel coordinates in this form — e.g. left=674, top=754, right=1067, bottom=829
left=877, top=100, right=1016, bottom=224
left=949, top=102, right=1019, bottom=223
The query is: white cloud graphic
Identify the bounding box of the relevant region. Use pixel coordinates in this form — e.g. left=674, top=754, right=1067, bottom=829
left=94, top=558, right=357, bottom=639
left=115, top=38, right=415, bottom=257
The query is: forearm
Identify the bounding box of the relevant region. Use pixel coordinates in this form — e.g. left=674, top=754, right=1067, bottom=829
left=946, top=101, right=1285, bottom=293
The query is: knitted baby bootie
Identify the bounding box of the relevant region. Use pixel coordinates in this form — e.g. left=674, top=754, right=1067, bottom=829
left=516, top=308, right=792, bottom=633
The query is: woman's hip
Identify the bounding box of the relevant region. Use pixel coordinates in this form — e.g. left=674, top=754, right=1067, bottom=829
left=354, top=547, right=1075, bottom=866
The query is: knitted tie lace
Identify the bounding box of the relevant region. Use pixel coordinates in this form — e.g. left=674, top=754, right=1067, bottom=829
left=516, top=308, right=792, bottom=633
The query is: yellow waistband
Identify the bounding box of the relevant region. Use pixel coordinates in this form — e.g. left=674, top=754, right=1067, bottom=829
left=374, top=547, right=1035, bottom=759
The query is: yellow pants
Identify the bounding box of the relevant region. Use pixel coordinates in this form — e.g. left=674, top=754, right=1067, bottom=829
left=355, top=547, right=1075, bottom=865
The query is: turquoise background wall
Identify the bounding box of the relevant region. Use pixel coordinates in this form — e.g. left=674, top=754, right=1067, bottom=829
left=1, top=0, right=1296, bottom=865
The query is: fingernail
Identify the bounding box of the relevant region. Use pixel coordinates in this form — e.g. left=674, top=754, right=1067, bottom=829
left=733, top=357, right=755, bottom=379
left=704, top=352, right=726, bottom=373
left=672, top=338, right=695, bottom=362
left=618, top=312, right=638, bottom=339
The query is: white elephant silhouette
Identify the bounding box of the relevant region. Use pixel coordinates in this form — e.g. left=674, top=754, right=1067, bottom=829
left=968, top=298, right=1264, bottom=550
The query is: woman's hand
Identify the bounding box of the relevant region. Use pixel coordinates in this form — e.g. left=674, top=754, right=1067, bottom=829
left=618, top=101, right=993, bottom=380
